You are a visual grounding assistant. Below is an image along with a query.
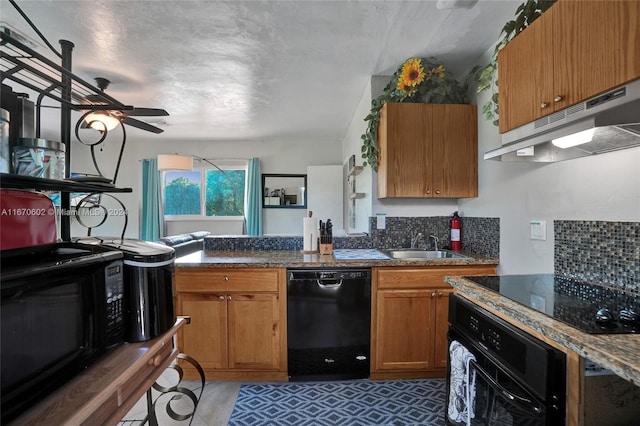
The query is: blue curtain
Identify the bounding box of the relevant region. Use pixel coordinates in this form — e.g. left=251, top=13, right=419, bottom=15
left=245, top=157, right=263, bottom=235
left=141, top=158, right=162, bottom=241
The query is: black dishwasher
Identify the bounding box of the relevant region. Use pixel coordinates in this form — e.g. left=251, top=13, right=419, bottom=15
left=287, top=268, right=371, bottom=381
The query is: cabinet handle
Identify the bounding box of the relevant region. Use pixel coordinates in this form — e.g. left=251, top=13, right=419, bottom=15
left=540, top=102, right=548, bottom=109
left=149, top=354, right=162, bottom=367
left=432, top=292, right=436, bottom=297
left=435, top=190, right=441, bottom=195
left=554, top=95, right=563, bottom=102
left=438, top=292, right=444, bottom=297
left=426, top=190, right=431, bottom=195
left=219, top=295, right=225, bottom=301
left=227, top=295, right=232, bottom=301
left=223, top=275, right=229, bottom=282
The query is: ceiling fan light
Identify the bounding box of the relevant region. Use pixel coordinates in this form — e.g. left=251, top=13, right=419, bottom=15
left=85, top=112, right=120, bottom=131
left=157, top=154, right=193, bottom=171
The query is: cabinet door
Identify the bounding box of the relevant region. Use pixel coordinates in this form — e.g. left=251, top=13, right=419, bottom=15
left=498, top=7, right=555, bottom=133
left=432, top=105, right=477, bottom=198
left=179, top=293, right=228, bottom=370
left=553, top=0, right=640, bottom=110
left=374, top=290, right=434, bottom=371
left=433, top=288, right=453, bottom=369
left=227, top=293, right=283, bottom=370
left=378, top=103, right=433, bottom=198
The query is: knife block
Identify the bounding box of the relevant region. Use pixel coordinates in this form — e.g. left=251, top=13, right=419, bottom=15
left=319, top=243, right=333, bottom=255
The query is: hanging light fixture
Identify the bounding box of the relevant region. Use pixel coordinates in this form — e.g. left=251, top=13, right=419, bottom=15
left=157, top=154, right=194, bottom=171
left=84, top=111, right=120, bottom=131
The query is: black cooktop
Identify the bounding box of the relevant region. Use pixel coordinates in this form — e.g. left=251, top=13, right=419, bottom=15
left=463, top=274, right=640, bottom=334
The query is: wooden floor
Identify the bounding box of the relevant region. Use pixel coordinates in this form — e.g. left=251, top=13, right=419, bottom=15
left=120, top=378, right=241, bottom=426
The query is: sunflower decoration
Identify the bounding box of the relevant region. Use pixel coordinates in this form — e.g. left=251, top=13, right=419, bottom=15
left=397, top=58, right=425, bottom=96
left=361, top=57, right=471, bottom=170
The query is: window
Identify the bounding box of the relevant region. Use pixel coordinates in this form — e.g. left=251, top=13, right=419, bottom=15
left=162, top=161, right=247, bottom=218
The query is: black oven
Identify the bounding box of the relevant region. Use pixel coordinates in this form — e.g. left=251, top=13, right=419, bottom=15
left=0, top=242, right=125, bottom=423
left=446, top=294, right=566, bottom=426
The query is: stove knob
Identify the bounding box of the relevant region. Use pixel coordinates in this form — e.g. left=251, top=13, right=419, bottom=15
left=619, top=308, right=639, bottom=325
left=595, top=308, right=615, bottom=324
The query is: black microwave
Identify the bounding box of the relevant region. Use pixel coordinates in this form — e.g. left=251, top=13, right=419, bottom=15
left=0, top=242, right=126, bottom=423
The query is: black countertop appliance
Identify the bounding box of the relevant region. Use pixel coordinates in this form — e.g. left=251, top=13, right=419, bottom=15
left=462, top=274, right=639, bottom=334
left=75, top=237, right=176, bottom=342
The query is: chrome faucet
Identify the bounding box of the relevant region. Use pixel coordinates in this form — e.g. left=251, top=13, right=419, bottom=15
left=429, top=235, right=439, bottom=251
left=410, top=232, right=423, bottom=248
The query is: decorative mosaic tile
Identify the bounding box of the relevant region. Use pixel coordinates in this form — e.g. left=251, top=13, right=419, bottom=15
left=367, top=216, right=499, bottom=258
left=204, top=216, right=500, bottom=258
left=554, top=221, right=640, bottom=292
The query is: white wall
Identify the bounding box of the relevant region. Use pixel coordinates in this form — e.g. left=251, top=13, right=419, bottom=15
left=69, top=134, right=342, bottom=239
left=307, top=165, right=344, bottom=234
left=459, top=50, right=640, bottom=275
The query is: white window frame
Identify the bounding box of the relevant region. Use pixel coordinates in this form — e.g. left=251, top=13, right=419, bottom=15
left=162, top=158, right=249, bottom=222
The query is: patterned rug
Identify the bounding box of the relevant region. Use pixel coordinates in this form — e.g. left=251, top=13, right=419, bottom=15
left=228, top=379, right=446, bottom=426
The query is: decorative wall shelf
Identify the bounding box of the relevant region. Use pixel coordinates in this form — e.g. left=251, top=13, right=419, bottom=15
left=348, top=166, right=363, bottom=177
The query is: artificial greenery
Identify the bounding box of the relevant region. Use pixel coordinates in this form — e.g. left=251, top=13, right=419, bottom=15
left=361, top=57, right=470, bottom=171
left=473, top=0, right=557, bottom=126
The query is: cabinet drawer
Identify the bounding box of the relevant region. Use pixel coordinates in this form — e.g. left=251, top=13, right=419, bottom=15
left=376, top=265, right=496, bottom=289
left=176, top=268, right=280, bottom=293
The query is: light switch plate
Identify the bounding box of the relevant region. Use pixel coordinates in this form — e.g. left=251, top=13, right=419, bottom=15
left=530, top=220, right=546, bottom=240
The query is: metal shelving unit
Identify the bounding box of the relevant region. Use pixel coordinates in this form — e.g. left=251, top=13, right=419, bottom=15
left=1, top=29, right=133, bottom=240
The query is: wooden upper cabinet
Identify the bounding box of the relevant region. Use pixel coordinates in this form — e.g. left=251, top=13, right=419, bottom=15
left=377, top=102, right=477, bottom=199
left=498, top=0, right=640, bottom=134
left=497, top=6, right=555, bottom=133
left=553, top=0, right=640, bottom=108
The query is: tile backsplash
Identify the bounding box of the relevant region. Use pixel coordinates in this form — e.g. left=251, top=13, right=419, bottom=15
left=205, top=215, right=500, bottom=258
left=555, top=220, right=639, bottom=292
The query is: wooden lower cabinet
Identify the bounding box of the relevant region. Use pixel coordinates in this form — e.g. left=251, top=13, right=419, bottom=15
left=371, top=265, right=496, bottom=380
left=176, top=267, right=288, bottom=381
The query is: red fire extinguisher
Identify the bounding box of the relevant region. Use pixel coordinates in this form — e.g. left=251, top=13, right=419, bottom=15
left=450, top=211, right=462, bottom=251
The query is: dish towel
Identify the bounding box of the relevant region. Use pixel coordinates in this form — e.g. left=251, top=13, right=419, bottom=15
left=448, top=340, right=477, bottom=426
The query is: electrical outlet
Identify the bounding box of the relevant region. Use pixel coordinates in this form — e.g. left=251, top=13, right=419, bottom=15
left=530, top=220, right=546, bottom=241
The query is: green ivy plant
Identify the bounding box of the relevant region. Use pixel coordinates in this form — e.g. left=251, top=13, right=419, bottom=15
left=473, top=0, right=557, bottom=126
left=361, top=57, right=470, bottom=171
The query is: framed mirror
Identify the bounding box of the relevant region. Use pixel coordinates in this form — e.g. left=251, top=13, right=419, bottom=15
left=262, top=174, right=307, bottom=208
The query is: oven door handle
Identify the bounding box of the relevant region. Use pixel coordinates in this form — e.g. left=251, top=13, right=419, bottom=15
left=469, top=359, right=544, bottom=415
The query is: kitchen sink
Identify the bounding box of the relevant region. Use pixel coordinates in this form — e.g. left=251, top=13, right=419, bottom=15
left=382, top=248, right=469, bottom=259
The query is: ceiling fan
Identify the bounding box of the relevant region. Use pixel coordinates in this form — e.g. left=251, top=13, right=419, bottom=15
left=80, top=77, right=169, bottom=134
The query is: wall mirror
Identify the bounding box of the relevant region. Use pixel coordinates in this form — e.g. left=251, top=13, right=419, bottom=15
left=262, top=174, right=307, bottom=208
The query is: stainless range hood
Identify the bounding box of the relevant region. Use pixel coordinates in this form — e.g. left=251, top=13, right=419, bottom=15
left=484, top=79, right=640, bottom=162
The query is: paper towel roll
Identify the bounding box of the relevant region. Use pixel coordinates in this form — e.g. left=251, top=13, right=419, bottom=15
left=303, top=217, right=318, bottom=252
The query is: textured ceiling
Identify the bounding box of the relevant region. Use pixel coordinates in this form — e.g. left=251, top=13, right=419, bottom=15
left=1, top=0, right=519, bottom=143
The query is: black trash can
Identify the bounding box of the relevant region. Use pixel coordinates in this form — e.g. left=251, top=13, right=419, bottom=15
left=76, top=238, right=176, bottom=342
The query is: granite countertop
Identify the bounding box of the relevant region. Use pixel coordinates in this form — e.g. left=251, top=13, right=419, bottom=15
left=445, top=276, right=640, bottom=387
left=175, top=249, right=499, bottom=268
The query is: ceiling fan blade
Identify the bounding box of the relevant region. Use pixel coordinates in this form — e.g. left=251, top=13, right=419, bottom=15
left=124, top=107, right=169, bottom=117
left=122, top=116, right=164, bottom=134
